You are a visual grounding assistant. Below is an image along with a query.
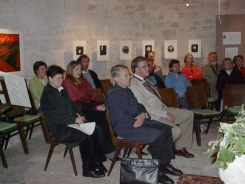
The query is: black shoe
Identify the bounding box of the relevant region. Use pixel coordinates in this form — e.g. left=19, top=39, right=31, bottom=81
left=161, top=164, right=183, bottom=176
left=95, top=163, right=108, bottom=173
left=83, top=169, right=105, bottom=178
left=158, top=173, right=174, bottom=184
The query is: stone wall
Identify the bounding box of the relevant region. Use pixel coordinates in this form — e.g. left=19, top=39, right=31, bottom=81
left=0, top=0, right=245, bottom=79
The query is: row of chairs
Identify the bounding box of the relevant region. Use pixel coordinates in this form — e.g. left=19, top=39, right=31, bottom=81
left=159, top=83, right=245, bottom=146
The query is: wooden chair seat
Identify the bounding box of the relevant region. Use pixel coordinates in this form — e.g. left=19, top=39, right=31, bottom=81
left=0, top=121, right=29, bottom=168
left=106, top=112, right=148, bottom=176
left=41, top=113, right=78, bottom=176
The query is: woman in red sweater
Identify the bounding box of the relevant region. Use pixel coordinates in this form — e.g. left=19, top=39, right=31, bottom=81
left=181, top=53, right=203, bottom=82
left=63, top=61, right=114, bottom=155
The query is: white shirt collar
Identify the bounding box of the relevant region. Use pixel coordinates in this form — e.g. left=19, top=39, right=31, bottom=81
left=134, top=74, right=145, bottom=81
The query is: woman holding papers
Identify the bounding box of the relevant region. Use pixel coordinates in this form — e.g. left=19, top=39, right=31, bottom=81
left=40, top=65, right=107, bottom=178
left=63, top=60, right=114, bottom=155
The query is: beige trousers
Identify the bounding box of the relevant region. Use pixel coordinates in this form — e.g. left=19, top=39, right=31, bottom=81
left=157, top=107, right=194, bottom=150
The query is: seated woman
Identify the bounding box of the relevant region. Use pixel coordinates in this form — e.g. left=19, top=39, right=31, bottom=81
left=63, top=61, right=114, bottom=155
left=40, top=65, right=107, bottom=178
left=165, top=59, right=191, bottom=108
left=29, top=61, right=48, bottom=110
left=216, top=57, right=244, bottom=109
left=181, top=53, right=203, bottom=82
left=233, top=55, right=245, bottom=80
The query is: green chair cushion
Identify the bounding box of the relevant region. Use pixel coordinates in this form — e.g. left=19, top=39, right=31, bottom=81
left=208, top=97, right=216, bottom=103
left=0, top=122, right=17, bottom=132
left=228, top=106, right=242, bottom=114
left=192, top=109, right=220, bottom=116
left=14, top=114, right=41, bottom=123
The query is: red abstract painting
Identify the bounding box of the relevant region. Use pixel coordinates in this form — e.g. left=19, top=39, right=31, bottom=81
left=0, top=33, right=20, bottom=72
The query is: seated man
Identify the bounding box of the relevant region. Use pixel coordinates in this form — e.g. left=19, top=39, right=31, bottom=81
left=77, top=54, right=102, bottom=89
left=105, top=64, right=183, bottom=184
left=129, top=56, right=194, bottom=158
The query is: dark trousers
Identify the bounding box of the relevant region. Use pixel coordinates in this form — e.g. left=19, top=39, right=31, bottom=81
left=79, top=126, right=107, bottom=171
left=145, top=121, right=175, bottom=165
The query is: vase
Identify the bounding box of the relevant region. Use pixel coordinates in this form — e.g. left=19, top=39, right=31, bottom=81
left=219, top=154, right=245, bottom=184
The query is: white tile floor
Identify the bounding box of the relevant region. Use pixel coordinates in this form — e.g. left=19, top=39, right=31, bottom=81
left=0, top=122, right=220, bottom=184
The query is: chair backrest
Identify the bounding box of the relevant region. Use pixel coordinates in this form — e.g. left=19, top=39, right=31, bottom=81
left=185, top=85, right=209, bottom=109
left=100, top=79, right=113, bottom=94
left=106, top=111, right=119, bottom=143
left=191, top=79, right=211, bottom=97
left=158, top=88, right=179, bottom=108
left=223, top=84, right=245, bottom=107
left=95, top=88, right=105, bottom=104
left=0, top=76, right=11, bottom=105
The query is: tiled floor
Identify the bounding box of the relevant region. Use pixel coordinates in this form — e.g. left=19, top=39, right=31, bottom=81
left=0, top=122, right=220, bottom=184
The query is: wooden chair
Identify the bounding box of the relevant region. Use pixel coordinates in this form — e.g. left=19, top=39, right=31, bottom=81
left=191, top=79, right=216, bottom=109
left=106, top=112, right=148, bottom=176
left=0, top=76, right=29, bottom=168
left=185, top=85, right=221, bottom=146
left=100, top=79, right=113, bottom=94
left=95, top=88, right=105, bottom=104
left=158, top=88, right=179, bottom=108
left=41, top=113, right=78, bottom=176
left=223, top=84, right=245, bottom=122
left=3, top=79, right=49, bottom=145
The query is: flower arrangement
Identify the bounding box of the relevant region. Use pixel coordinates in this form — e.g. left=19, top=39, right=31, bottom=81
left=207, top=105, right=245, bottom=169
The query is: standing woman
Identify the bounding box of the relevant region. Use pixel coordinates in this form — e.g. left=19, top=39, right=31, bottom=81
left=63, top=61, right=114, bottom=155
left=181, top=53, right=203, bottom=82
left=40, top=65, right=107, bottom=178
left=29, top=61, right=48, bottom=110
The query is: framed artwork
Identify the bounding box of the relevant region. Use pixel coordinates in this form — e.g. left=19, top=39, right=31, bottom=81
left=188, top=40, right=201, bottom=58
left=164, top=40, right=177, bottom=59
left=0, top=29, right=23, bottom=73
left=97, top=40, right=109, bottom=61
left=120, top=41, right=132, bottom=60
left=142, top=40, right=155, bottom=56
left=73, top=40, right=86, bottom=60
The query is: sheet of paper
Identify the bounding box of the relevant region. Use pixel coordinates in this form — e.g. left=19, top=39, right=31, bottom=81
left=223, top=32, right=241, bottom=45
left=67, top=122, right=95, bottom=135
left=225, top=47, right=238, bottom=59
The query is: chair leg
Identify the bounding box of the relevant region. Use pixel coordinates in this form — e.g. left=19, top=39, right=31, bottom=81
left=4, top=134, right=10, bottom=150
left=44, top=142, right=57, bottom=171
left=63, top=147, right=68, bottom=158
left=28, top=123, right=35, bottom=140
left=40, top=119, right=50, bottom=144
left=25, top=124, right=31, bottom=140
left=206, top=118, right=212, bottom=134
left=135, top=146, right=142, bottom=159
left=194, top=118, right=201, bottom=146
left=68, top=147, right=78, bottom=176
left=0, top=147, right=8, bottom=168
left=18, top=127, right=29, bottom=154
left=108, top=147, right=122, bottom=176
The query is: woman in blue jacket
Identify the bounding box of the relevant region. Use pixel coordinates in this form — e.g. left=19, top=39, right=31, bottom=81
left=165, top=59, right=191, bottom=108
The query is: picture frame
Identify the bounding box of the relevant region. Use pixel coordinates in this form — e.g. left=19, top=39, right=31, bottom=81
left=120, top=41, right=132, bottom=60
left=73, top=40, right=86, bottom=60
left=188, top=40, right=201, bottom=58
left=164, top=40, right=177, bottom=59
left=97, top=40, right=109, bottom=61
left=142, top=40, right=155, bottom=56
left=0, top=29, right=24, bottom=74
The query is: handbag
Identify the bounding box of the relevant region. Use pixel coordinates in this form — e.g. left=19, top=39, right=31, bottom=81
left=120, top=158, right=159, bottom=184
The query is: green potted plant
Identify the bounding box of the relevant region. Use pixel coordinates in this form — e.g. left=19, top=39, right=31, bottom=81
left=207, top=104, right=245, bottom=184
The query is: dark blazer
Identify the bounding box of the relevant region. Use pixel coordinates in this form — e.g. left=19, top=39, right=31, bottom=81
left=88, top=70, right=103, bottom=89
left=40, top=83, right=86, bottom=147
left=216, top=68, right=244, bottom=101
left=105, top=84, right=169, bottom=143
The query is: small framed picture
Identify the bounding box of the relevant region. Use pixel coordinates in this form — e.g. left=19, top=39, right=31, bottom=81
left=97, top=40, right=109, bottom=61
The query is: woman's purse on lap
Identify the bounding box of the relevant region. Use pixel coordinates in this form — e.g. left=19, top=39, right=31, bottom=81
left=120, top=158, right=159, bottom=184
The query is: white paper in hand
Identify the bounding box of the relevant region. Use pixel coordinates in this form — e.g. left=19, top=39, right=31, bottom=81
left=67, top=122, right=95, bottom=135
